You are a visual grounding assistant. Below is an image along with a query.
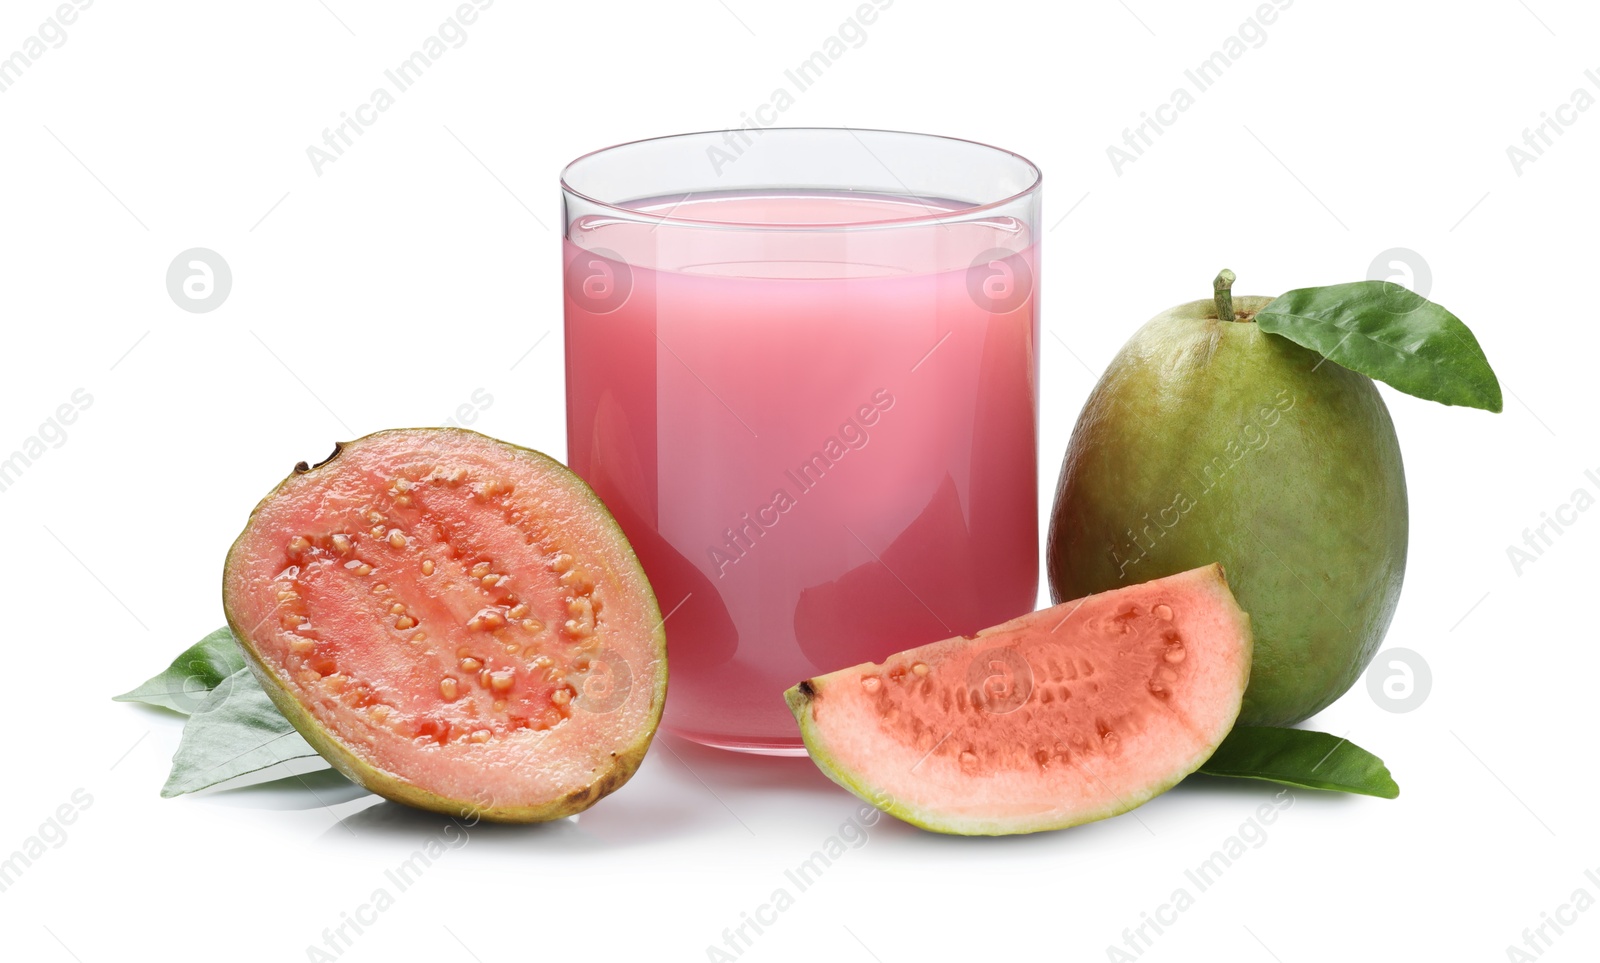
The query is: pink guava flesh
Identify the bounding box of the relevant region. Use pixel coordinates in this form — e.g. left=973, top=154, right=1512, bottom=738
left=786, top=564, right=1252, bottom=835
left=223, top=429, right=667, bottom=822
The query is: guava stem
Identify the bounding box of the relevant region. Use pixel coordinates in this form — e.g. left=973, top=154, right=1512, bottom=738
left=1213, top=269, right=1236, bottom=322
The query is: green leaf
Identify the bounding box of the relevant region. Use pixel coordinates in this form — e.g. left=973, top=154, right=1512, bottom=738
left=114, top=627, right=247, bottom=715
left=1256, top=280, right=1502, bottom=412
left=160, top=667, right=328, bottom=797
left=1197, top=726, right=1399, bottom=798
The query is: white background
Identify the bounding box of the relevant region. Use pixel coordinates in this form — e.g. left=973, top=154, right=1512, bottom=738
left=1, top=1, right=1595, bottom=960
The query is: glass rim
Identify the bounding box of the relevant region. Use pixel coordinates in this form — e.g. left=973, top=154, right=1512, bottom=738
left=560, top=127, right=1042, bottom=231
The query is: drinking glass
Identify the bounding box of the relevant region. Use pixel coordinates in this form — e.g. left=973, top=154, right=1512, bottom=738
left=562, top=128, right=1041, bottom=752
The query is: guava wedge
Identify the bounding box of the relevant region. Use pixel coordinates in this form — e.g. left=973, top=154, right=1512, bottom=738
left=784, top=565, right=1252, bottom=835
left=222, top=428, right=667, bottom=822
left=1047, top=279, right=1408, bottom=725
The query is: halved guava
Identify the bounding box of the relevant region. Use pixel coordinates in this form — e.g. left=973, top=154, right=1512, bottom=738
left=785, top=564, right=1251, bottom=835
left=222, top=428, right=667, bottom=823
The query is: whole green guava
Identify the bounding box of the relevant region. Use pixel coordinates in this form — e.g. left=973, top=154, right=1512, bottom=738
left=1046, top=290, right=1408, bottom=726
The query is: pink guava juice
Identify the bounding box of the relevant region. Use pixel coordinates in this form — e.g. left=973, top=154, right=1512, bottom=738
left=564, top=191, right=1038, bottom=752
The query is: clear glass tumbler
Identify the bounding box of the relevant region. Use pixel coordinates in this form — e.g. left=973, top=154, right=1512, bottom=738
left=562, top=128, right=1041, bottom=753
